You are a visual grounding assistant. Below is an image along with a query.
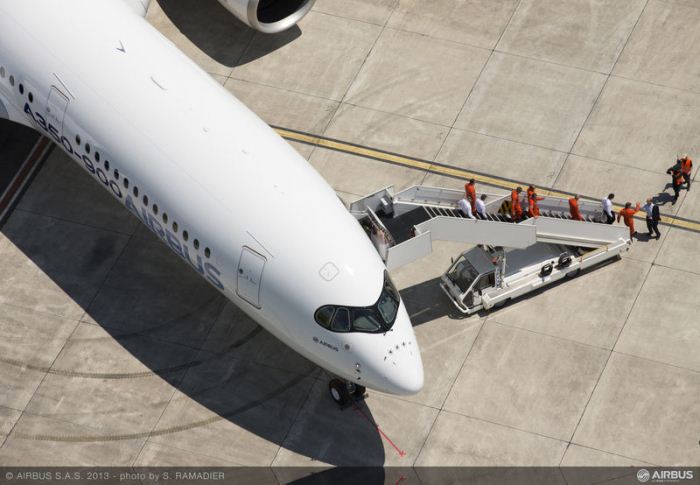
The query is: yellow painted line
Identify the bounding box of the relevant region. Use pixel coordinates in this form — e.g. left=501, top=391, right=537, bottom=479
left=276, top=128, right=700, bottom=234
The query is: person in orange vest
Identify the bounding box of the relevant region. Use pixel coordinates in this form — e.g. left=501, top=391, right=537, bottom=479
left=510, top=186, right=523, bottom=221
left=568, top=194, right=584, bottom=221
left=617, top=201, right=641, bottom=239
left=680, top=154, right=692, bottom=191
left=526, top=184, right=536, bottom=202
left=465, top=178, right=477, bottom=213
left=667, top=167, right=685, bottom=204
left=528, top=191, right=544, bottom=218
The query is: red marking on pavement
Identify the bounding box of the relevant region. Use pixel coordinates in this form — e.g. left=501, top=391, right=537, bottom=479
left=395, top=476, right=407, bottom=485
left=0, top=136, right=50, bottom=218
left=353, top=403, right=406, bottom=457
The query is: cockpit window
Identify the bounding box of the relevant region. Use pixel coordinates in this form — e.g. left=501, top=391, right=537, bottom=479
left=351, top=308, right=383, bottom=332
left=314, top=305, right=334, bottom=328
left=314, top=271, right=401, bottom=334
left=331, top=308, right=350, bottom=332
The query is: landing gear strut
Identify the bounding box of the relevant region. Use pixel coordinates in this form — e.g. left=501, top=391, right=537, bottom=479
left=329, top=378, right=366, bottom=407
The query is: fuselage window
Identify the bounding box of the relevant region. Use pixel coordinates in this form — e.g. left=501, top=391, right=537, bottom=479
left=152, top=204, right=158, bottom=215
left=113, top=169, right=119, bottom=180
left=143, top=195, right=148, bottom=206
left=95, top=152, right=100, bottom=162
left=183, top=230, right=189, bottom=242
left=133, top=186, right=139, bottom=197
left=123, top=178, right=129, bottom=189
left=193, top=239, right=199, bottom=250
left=19, top=84, right=24, bottom=94
left=0, top=67, right=5, bottom=78
left=162, top=213, right=168, bottom=224
left=104, top=160, right=110, bottom=171
left=28, top=92, right=33, bottom=103
left=204, top=247, right=211, bottom=259
left=172, top=222, right=178, bottom=233
left=75, top=134, right=81, bottom=146
left=9, top=75, right=14, bottom=87
left=85, top=143, right=91, bottom=154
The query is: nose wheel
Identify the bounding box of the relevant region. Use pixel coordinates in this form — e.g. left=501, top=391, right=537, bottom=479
left=328, top=379, right=366, bottom=407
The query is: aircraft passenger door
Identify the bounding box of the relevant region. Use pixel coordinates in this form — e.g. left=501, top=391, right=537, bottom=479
left=46, top=86, right=69, bottom=135
left=237, top=247, right=266, bottom=309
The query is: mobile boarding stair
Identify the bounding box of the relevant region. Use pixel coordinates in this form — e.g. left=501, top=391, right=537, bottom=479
left=350, top=185, right=631, bottom=270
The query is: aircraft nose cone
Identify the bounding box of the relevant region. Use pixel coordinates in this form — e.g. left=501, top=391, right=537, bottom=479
left=380, top=304, right=424, bottom=395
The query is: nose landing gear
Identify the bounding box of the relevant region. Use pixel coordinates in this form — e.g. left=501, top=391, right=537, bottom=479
left=329, top=378, right=366, bottom=407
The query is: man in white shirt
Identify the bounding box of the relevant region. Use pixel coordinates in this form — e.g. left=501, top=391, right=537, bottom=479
left=457, top=198, right=476, bottom=219
left=642, top=197, right=661, bottom=239
left=476, top=194, right=487, bottom=219
left=602, top=193, right=615, bottom=224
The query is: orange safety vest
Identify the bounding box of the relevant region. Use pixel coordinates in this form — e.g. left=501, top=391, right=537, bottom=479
left=569, top=198, right=583, bottom=221
left=681, top=157, right=693, bottom=175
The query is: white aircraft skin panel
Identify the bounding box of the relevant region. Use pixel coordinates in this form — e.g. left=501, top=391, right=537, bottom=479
left=0, top=0, right=424, bottom=395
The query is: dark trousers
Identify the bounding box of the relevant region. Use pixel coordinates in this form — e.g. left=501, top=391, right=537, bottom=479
left=605, top=212, right=615, bottom=224
left=646, top=217, right=661, bottom=238
left=673, top=184, right=681, bottom=203
left=683, top=172, right=691, bottom=190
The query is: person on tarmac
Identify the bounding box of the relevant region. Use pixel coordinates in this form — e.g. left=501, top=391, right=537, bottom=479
left=457, top=197, right=476, bottom=219
left=568, top=194, right=584, bottom=221
left=528, top=191, right=544, bottom=218
left=617, top=201, right=641, bottom=239
left=667, top=167, right=684, bottom=204
left=680, top=154, right=693, bottom=191
left=465, top=178, right=477, bottom=214
left=642, top=197, right=661, bottom=239
left=602, top=193, right=615, bottom=224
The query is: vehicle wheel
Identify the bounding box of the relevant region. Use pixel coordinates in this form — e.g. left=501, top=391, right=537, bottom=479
left=329, top=379, right=350, bottom=406
left=352, top=384, right=366, bottom=398
left=494, top=298, right=510, bottom=309
left=565, top=268, right=581, bottom=279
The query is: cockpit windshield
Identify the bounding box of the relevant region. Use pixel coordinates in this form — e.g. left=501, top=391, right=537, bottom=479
left=314, top=271, right=400, bottom=334
left=446, top=256, right=479, bottom=294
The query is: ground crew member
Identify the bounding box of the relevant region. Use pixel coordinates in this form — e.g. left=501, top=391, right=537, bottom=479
left=642, top=197, right=661, bottom=239
left=617, top=201, right=641, bottom=239
left=476, top=194, right=487, bottom=219
left=457, top=197, right=476, bottom=219
left=667, top=167, right=684, bottom=204
left=680, top=154, right=692, bottom=190
left=528, top=191, right=544, bottom=218
left=527, top=185, right=536, bottom=202
left=602, top=193, right=615, bottom=224
left=465, top=178, right=477, bottom=213
left=511, top=186, right=523, bottom=221
left=568, top=194, right=584, bottom=221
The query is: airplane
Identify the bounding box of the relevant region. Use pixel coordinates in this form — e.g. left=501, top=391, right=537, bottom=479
left=0, top=0, right=424, bottom=404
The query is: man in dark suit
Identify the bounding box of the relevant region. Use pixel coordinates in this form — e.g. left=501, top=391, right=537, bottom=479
left=642, top=198, right=661, bottom=239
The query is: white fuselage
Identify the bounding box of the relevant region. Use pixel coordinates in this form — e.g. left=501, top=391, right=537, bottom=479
left=0, top=0, right=423, bottom=394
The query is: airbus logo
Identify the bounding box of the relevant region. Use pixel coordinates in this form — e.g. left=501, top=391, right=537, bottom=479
left=637, top=469, right=694, bottom=483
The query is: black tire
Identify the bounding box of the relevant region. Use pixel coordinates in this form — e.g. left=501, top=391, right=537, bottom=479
left=352, top=384, right=366, bottom=398
left=329, top=379, right=350, bottom=406
left=565, top=268, right=581, bottom=279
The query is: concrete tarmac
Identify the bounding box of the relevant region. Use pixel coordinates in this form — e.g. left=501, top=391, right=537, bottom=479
left=1, top=0, right=699, bottom=474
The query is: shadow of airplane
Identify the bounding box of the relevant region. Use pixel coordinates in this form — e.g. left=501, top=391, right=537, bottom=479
left=0, top=129, right=385, bottom=466
left=155, top=0, right=300, bottom=67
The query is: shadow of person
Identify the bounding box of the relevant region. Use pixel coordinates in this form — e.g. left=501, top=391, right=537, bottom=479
left=0, top=149, right=385, bottom=466
left=155, top=0, right=300, bottom=67
left=653, top=191, right=673, bottom=206
left=634, top=231, right=652, bottom=243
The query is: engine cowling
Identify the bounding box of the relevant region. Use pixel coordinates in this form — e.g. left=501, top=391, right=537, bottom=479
left=217, top=0, right=315, bottom=34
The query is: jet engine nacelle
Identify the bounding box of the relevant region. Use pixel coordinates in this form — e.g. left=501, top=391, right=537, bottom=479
left=217, top=0, right=315, bottom=34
